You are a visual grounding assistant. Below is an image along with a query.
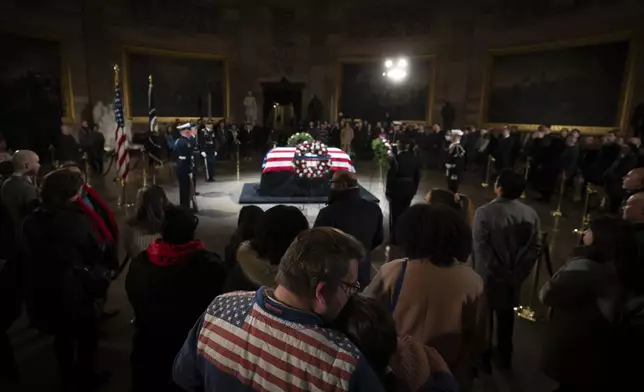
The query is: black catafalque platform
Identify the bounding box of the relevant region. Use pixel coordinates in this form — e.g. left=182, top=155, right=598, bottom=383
left=239, top=171, right=379, bottom=204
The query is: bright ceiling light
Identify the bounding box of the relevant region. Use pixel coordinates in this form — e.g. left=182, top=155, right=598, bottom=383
left=384, top=56, right=409, bottom=82
left=386, top=68, right=407, bottom=82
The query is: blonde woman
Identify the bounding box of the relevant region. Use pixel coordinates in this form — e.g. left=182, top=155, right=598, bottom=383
left=122, top=186, right=170, bottom=259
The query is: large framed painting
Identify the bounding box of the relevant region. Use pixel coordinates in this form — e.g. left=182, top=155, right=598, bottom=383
left=481, top=35, right=634, bottom=134
left=123, top=46, right=229, bottom=122
left=0, top=31, right=73, bottom=153
left=337, top=55, right=435, bottom=123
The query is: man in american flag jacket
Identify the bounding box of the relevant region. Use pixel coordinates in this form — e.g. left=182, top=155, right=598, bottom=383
left=173, top=227, right=384, bottom=391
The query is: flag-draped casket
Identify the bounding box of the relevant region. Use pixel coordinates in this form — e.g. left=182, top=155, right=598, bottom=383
left=259, top=147, right=355, bottom=197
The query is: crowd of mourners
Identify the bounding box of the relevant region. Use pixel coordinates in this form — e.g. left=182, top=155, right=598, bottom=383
left=0, top=120, right=643, bottom=392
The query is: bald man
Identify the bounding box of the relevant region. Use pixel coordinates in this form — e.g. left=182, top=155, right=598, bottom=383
left=618, top=168, right=644, bottom=213
left=623, top=191, right=644, bottom=222
left=1, top=150, right=40, bottom=238
left=314, top=170, right=383, bottom=287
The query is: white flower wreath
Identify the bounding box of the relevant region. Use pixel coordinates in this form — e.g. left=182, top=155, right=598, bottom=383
left=293, top=140, right=332, bottom=179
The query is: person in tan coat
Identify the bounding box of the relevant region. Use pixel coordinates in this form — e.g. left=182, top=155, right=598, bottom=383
left=365, top=204, right=487, bottom=390
left=340, top=121, right=354, bottom=155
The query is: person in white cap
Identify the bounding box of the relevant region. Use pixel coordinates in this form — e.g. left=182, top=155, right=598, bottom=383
left=445, top=130, right=466, bottom=193
left=174, top=123, right=196, bottom=209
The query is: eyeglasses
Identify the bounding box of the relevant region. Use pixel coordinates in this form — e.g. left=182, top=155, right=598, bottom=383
left=340, top=280, right=361, bottom=296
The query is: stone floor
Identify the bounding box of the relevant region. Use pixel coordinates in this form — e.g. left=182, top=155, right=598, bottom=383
left=4, top=156, right=587, bottom=392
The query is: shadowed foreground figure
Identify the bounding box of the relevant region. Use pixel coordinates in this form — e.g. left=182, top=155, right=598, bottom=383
left=23, top=170, right=111, bottom=391
left=127, top=205, right=228, bottom=392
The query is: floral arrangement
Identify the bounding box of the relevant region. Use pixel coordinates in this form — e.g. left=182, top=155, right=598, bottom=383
left=371, top=136, right=393, bottom=167
left=293, top=140, right=332, bottom=179
left=287, top=132, right=314, bottom=146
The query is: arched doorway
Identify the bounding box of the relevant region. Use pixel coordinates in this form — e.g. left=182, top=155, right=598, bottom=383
left=261, top=77, right=304, bottom=135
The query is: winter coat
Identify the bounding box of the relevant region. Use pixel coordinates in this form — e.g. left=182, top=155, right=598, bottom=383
left=366, top=258, right=487, bottom=386
left=539, top=257, right=621, bottom=389
left=23, top=205, right=107, bottom=333
left=314, top=188, right=383, bottom=253
left=126, top=239, right=228, bottom=392
left=221, top=242, right=278, bottom=293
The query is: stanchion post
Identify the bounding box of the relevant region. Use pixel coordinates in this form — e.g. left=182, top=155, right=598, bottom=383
left=141, top=149, right=148, bottom=188
left=117, top=176, right=133, bottom=212
left=551, top=172, right=565, bottom=217
left=83, top=152, right=91, bottom=186
left=236, top=142, right=240, bottom=181
left=515, top=232, right=546, bottom=322
left=521, top=159, right=531, bottom=200
left=573, top=183, right=594, bottom=235
left=481, top=155, right=493, bottom=188
left=117, top=177, right=125, bottom=208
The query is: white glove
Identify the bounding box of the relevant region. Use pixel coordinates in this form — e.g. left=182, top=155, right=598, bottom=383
left=201, top=151, right=206, bottom=157
left=214, top=152, right=218, bottom=157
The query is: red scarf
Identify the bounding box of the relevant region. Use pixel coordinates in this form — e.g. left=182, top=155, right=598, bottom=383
left=75, top=184, right=119, bottom=244
left=146, top=239, right=205, bottom=266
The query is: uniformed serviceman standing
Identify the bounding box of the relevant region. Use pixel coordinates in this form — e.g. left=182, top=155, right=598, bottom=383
left=202, top=119, right=217, bottom=182
left=189, top=124, right=200, bottom=195
left=174, top=123, right=195, bottom=209
left=445, top=129, right=466, bottom=193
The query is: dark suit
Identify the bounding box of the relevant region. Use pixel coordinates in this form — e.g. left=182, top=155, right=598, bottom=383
left=473, top=197, right=541, bottom=365
left=386, top=151, right=420, bottom=243
left=314, top=188, right=383, bottom=287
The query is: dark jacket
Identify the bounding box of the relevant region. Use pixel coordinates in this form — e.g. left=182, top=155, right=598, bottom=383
left=56, top=134, right=82, bottom=163
left=0, top=185, right=21, bottom=330
left=539, top=257, right=621, bottom=389
left=126, top=239, right=228, bottom=392
left=23, top=205, right=107, bottom=333
left=560, top=144, right=580, bottom=179
left=386, top=151, right=420, bottom=200
left=473, top=198, right=541, bottom=309
left=222, top=241, right=278, bottom=293
left=590, top=142, right=621, bottom=184
left=0, top=174, right=39, bottom=251
left=314, top=187, right=383, bottom=252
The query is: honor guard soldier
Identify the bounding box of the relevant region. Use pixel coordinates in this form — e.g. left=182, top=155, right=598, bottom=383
left=445, top=129, right=466, bottom=193
left=174, top=123, right=195, bottom=209
left=203, top=118, right=217, bottom=182
left=189, top=123, right=200, bottom=195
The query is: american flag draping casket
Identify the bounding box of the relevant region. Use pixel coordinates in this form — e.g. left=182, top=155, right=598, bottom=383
left=262, top=147, right=355, bottom=174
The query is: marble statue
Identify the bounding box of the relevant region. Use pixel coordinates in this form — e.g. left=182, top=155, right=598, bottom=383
left=243, top=90, right=258, bottom=124
left=92, top=101, right=132, bottom=150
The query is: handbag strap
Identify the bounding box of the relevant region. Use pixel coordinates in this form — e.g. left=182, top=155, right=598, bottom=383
left=389, top=259, right=408, bottom=314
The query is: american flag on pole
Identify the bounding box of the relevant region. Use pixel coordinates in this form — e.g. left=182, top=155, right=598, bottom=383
left=114, top=76, right=130, bottom=180
left=148, top=76, right=157, bottom=132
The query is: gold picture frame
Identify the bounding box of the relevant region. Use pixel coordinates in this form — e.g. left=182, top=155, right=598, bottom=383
left=335, top=54, right=436, bottom=124
left=121, top=45, right=230, bottom=123
left=479, top=32, right=636, bottom=135
left=0, top=29, right=75, bottom=123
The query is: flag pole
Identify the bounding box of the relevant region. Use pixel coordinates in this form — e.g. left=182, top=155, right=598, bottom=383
left=114, top=64, right=129, bottom=210
left=141, top=74, right=153, bottom=189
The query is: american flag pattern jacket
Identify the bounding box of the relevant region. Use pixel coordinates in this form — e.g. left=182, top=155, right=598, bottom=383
left=173, top=287, right=384, bottom=392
